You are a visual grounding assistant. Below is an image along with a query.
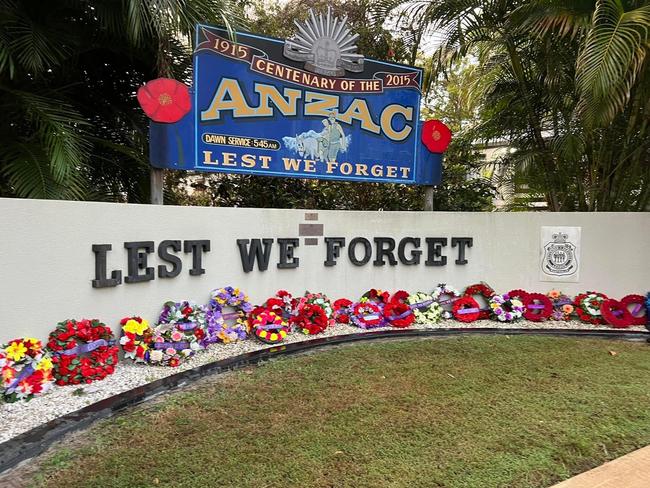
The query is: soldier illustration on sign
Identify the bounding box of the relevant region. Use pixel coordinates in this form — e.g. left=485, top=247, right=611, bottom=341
left=318, top=112, right=348, bottom=162
left=542, top=232, right=577, bottom=276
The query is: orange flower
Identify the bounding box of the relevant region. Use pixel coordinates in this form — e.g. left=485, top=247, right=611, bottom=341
left=562, top=304, right=574, bottom=314
left=548, top=290, right=561, bottom=299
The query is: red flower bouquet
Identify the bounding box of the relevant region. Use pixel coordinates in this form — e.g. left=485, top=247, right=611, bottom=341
left=291, top=303, right=329, bottom=335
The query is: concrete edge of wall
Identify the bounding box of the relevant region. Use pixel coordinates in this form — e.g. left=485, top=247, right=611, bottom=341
left=1, top=327, right=648, bottom=474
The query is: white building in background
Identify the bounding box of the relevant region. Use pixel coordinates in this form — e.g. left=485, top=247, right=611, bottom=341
left=477, top=139, right=548, bottom=211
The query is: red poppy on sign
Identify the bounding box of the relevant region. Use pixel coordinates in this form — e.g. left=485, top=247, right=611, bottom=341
left=137, top=78, right=191, bottom=123
left=421, top=119, right=452, bottom=153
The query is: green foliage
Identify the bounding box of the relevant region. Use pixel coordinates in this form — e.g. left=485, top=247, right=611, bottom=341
left=379, top=0, right=650, bottom=211
left=0, top=0, right=242, bottom=201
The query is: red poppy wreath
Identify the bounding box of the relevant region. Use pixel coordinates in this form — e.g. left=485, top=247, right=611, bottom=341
left=620, top=294, right=647, bottom=326
left=384, top=300, right=415, bottom=328
left=463, top=283, right=495, bottom=319
left=522, top=293, right=553, bottom=322
left=47, top=319, right=118, bottom=386
left=600, top=299, right=634, bottom=328
left=452, top=296, right=481, bottom=323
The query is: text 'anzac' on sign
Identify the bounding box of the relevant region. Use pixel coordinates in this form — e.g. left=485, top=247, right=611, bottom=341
left=149, top=7, right=442, bottom=185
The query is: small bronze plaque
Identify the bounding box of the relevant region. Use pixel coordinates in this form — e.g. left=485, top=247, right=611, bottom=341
left=304, top=238, right=319, bottom=246
left=304, top=212, right=319, bottom=221
left=299, top=223, right=323, bottom=236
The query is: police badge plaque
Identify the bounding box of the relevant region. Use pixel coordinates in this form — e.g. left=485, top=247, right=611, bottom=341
left=540, top=227, right=581, bottom=282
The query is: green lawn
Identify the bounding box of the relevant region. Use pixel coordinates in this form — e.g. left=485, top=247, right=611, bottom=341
left=29, top=336, right=650, bottom=488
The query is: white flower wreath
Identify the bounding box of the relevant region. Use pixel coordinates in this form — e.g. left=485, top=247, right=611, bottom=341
left=432, top=284, right=460, bottom=319
left=407, top=292, right=443, bottom=325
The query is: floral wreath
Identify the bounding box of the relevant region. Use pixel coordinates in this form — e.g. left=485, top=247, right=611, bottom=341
left=290, top=303, right=329, bottom=335
left=522, top=293, right=553, bottom=322
left=620, top=294, right=647, bottom=326
left=151, top=301, right=206, bottom=367
left=547, top=290, right=574, bottom=321
left=432, top=284, right=460, bottom=319
left=206, top=287, right=253, bottom=344
left=119, top=316, right=153, bottom=364
left=600, top=299, right=634, bottom=328
left=489, top=293, right=524, bottom=322
left=574, top=292, right=608, bottom=325
left=507, top=289, right=529, bottom=302
left=47, top=319, right=118, bottom=385
left=350, top=302, right=385, bottom=329
left=251, top=310, right=289, bottom=344
left=1, top=338, right=54, bottom=402
left=384, top=294, right=415, bottom=328
left=296, top=292, right=335, bottom=326
left=268, top=290, right=296, bottom=319
left=463, top=283, right=495, bottom=320
left=646, top=293, right=650, bottom=332
left=406, top=292, right=443, bottom=325
left=333, top=298, right=353, bottom=324
left=452, top=296, right=481, bottom=322
left=360, top=289, right=391, bottom=309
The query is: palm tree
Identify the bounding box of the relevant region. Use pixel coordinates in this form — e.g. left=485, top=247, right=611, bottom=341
left=0, top=0, right=241, bottom=201
left=377, top=0, right=650, bottom=211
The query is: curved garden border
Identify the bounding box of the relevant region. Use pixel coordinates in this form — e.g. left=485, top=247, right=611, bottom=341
left=1, top=327, right=648, bottom=473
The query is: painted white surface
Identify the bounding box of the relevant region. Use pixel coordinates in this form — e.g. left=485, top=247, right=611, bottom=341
left=0, top=198, right=648, bottom=342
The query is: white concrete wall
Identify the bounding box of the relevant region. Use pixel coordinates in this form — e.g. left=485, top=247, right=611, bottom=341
left=0, top=198, right=648, bottom=342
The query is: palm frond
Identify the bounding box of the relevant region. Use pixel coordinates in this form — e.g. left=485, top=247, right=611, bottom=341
left=576, top=0, right=650, bottom=126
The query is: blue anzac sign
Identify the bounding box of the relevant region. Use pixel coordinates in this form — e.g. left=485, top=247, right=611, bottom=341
left=150, top=8, right=442, bottom=185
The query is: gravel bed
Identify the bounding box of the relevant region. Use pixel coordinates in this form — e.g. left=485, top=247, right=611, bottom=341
left=0, top=320, right=646, bottom=443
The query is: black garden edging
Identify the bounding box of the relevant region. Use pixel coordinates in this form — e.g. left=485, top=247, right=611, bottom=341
left=1, top=327, right=648, bottom=473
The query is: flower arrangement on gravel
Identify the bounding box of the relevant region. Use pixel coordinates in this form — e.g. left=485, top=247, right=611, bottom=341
left=407, top=292, right=443, bottom=324
left=296, top=292, right=335, bottom=326
left=151, top=301, right=207, bottom=366
left=206, top=288, right=252, bottom=344
left=350, top=301, right=385, bottom=329
left=47, top=319, right=118, bottom=385
left=290, top=303, right=329, bottom=335
left=507, top=289, right=529, bottom=302
left=384, top=291, right=414, bottom=328
left=646, top=293, right=650, bottom=331
left=574, top=292, right=608, bottom=325
left=620, top=294, right=647, bottom=326
left=547, top=290, right=575, bottom=321
left=250, top=310, right=289, bottom=344
left=600, top=299, right=634, bottom=328
left=268, top=290, right=296, bottom=319
left=489, top=294, right=524, bottom=322
left=521, top=293, right=553, bottom=322
left=451, top=296, right=481, bottom=322
left=432, top=284, right=460, bottom=319
left=360, top=289, right=391, bottom=309
left=332, top=298, right=353, bottom=324
left=119, top=316, right=153, bottom=364
left=464, top=283, right=495, bottom=319
left=0, top=338, right=54, bottom=402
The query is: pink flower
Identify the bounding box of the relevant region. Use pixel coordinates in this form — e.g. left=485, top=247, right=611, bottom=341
left=165, top=347, right=177, bottom=356
left=171, top=331, right=183, bottom=341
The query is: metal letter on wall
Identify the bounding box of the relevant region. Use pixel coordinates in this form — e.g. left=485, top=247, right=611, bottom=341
left=539, top=226, right=581, bottom=282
